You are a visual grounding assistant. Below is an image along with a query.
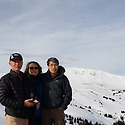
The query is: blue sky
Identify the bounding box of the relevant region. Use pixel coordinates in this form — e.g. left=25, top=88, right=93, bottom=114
left=0, top=0, right=125, bottom=75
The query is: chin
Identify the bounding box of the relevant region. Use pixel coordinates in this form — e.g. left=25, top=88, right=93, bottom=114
left=52, top=72, right=57, bottom=74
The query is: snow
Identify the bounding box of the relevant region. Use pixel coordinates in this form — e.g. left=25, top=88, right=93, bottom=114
left=1, top=68, right=125, bottom=125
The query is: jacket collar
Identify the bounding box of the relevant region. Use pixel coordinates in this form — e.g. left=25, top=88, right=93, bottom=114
left=10, top=69, right=22, bottom=77
left=46, top=70, right=64, bottom=80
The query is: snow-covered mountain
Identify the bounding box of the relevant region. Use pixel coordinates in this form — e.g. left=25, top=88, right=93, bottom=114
left=1, top=68, right=125, bottom=125
left=65, top=68, right=125, bottom=125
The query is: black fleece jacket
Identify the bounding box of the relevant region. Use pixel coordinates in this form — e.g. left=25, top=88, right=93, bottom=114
left=42, top=70, right=72, bottom=110
left=0, top=70, right=30, bottom=119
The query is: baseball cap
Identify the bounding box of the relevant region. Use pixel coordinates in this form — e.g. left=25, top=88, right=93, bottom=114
left=9, top=53, right=23, bottom=61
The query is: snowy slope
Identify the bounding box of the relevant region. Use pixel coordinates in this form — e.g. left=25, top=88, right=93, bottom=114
left=65, top=68, right=125, bottom=125
left=1, top=68, right=125, bottom=125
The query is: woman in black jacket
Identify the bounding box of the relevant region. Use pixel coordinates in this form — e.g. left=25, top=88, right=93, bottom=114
left=24, top=61, right=42, bottom=125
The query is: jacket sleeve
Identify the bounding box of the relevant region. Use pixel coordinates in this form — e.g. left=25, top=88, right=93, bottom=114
left=22, top=74, right=30, bottom=100
left=0, top=78, right=24, bottom=109
left=61, top=76, right=72, bottom=110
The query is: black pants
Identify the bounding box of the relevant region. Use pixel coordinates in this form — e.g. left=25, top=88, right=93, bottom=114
left=29, top=116, right=41, bottom=125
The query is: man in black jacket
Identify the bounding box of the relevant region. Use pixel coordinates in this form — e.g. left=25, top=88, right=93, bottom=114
left=42, top=57, right=72, bottom=125
left=0, top=53, right=35, bottom=125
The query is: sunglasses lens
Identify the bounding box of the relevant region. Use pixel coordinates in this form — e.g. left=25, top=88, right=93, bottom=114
left=35, top=67, right=38, bottom=70
left=30, top=67, right=33, bottom=70
left=29, top=67, right=38, bottom=70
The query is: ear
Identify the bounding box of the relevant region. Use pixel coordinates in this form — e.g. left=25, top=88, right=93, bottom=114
left=9, top=61, right=11, bottom=66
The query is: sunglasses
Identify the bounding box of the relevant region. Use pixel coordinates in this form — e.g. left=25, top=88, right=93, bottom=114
left=29, top=67, right=38, bottom=70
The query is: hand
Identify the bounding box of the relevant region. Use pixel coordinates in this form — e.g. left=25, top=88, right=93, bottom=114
left=24, top=98, right=35, bottom=107
left=34, top=100, right=40, bottom=109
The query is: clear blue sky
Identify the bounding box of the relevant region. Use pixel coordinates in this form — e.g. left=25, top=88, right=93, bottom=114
left=0, top=0, right=125, bottom=75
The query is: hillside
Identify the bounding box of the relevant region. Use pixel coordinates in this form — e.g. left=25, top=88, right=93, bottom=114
left=65, top=68, right=125, bottom=125
left=1, top=68, right=125, bottom=125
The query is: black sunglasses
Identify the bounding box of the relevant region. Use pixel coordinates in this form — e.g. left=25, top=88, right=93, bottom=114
left=29, top=67, right=38, bottom=70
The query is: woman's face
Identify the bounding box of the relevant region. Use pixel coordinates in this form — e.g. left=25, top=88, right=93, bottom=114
left=28, top=63, right=39, bottom=76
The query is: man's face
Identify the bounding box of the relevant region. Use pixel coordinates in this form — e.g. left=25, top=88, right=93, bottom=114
left=48, top=61, right=59, bottom=74
left=9, top=59, right=23, bottom=73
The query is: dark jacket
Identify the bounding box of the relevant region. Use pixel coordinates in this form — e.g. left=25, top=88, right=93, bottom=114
left=27, top=74, right=42, bottom=116
left=0, top=70, right=30, bottom=119
left=42, top=69, right=72, bottom=110
left=27, top=74, right=43, bottom=125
